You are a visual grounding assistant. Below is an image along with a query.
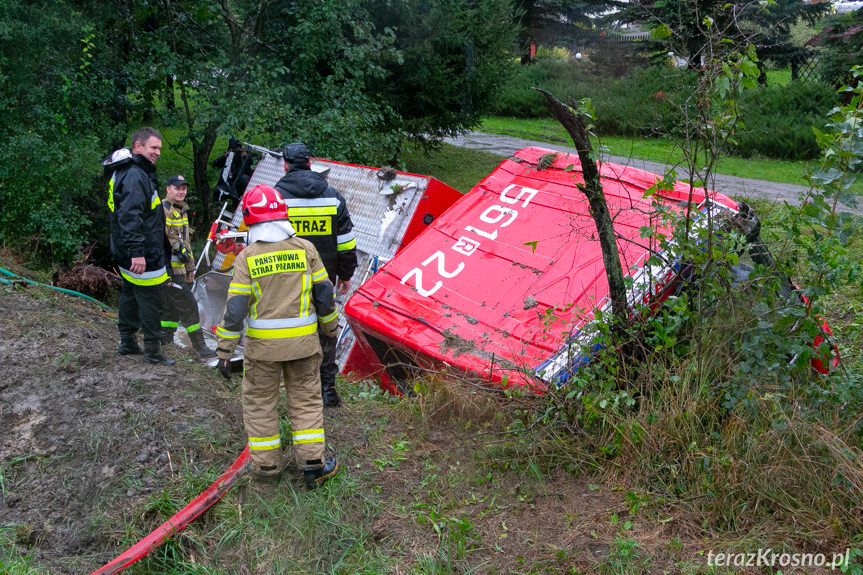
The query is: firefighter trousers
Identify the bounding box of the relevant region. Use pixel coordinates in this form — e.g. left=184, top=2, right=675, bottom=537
left=162, top=274, right=203, bottom=334
left=319, top=331, right=338, bottom=387
left=242, top=352, right=326, bottom=474
left=118, top=279, right=164, bottom=343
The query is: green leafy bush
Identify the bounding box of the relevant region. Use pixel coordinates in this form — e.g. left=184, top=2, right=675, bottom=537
left=491, top=54, right=838, bottom=160
left=733, top=82, right=839, bottom=160
left=0, top=1, right=121, bottom=264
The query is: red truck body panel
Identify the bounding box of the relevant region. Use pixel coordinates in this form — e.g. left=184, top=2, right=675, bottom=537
left=343, top=147, right=739, bottom=391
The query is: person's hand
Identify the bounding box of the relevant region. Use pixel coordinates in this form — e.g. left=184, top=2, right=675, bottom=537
left=336, top=278, right=350, bottom=296
left=130, top=256, right=146, bottom=275
left=186, top=271, right=195, bottom=283
left=217, top=358, right=232, bottom=380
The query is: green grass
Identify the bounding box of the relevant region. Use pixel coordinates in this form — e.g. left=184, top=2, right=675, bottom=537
left=401, top=142, right=506, bottom=193
left=479, top=116, right=819, bottom=186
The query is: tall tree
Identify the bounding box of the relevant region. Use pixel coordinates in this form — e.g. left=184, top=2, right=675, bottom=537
left=365, top=0, right=517, bottom=144
left=609, top=0, right=828, bottom=72
left=515, top=1, right=612, bottom=62
left=124, top=0, right=400, bottom=221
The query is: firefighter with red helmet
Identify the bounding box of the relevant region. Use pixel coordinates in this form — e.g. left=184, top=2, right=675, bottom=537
left=214, top=184, right=340, bottom=489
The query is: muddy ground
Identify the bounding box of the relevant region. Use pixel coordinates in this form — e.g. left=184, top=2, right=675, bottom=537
left=0, top=274, right=699, bottom=575
left=0, top=281, right=246, bottom=573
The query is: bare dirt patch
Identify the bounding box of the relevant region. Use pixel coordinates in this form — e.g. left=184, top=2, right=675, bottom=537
left=0, top=282, right=245, bottom=573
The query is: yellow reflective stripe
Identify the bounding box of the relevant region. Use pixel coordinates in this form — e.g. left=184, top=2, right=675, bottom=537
left=150, top=191, right=161, bottom=210
left=119, top=267, right=168, bottom=286
left=292, top=429, right=325, bottom=444
left=337, top=238, right=357, bottom=252
left=165, top=219, right=187, bottom=226
left=186, top=323, right=200, bottom=333
left=217, top=326, right=241, bottom=339
left=288, top=206, right=338, bottom=217
left=245, top=323, right=317, bottom=339
left=311, top=268, right=328, bottom=283
left=320, top=310, right=338, bottom=324
left=249, top=435, right=281, bottom=450
left=107, top=174, right=115, bottom=212
left=228, top=282, right=252, bottom=294
left=247, top=316, right=317, bottom=329
left=250, top=282, right=261, bottom=319
left=161, top=320, right=179, bottom=328
left=171, top=261, right=186, bottom=269
left=300, top=274, right=311, bottom=317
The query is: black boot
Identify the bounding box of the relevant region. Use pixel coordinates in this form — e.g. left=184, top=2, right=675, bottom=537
left=321, top=381, right=341, bottom=408
left=117, top=333, right=142, bottom=355
left=143, top=339, right=175, bottom=366
left=189, top=330, right=216, bottom=359
left=303, top=457, right=339, bottom=490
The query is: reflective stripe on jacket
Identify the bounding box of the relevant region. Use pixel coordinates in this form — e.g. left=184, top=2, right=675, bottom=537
left=274, top=167, right=358, bottom=283
left=215, top=235, right=339, bottom=362
left=103, top=147, right=170, bottom=282
left=163, top=199, right=194, bottom=275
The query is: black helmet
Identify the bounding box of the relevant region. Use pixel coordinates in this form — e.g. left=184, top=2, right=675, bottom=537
left=283, top=142, right=310, bottom=166
left=228, top=137, right=242, bottom=150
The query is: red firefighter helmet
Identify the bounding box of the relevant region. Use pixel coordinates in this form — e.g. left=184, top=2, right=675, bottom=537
left=241, top=184, right=288, bottom=225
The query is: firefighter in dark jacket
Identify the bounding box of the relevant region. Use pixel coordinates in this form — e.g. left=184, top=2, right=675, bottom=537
left=160, top=174, right=216, bottom=358
left=274, top=142, right=358, bottom=407
left=215, top=184, right=340, bottom=489
left=212, top=137, right=255, bottom=202
left=103, top=126, right=174, bottom=366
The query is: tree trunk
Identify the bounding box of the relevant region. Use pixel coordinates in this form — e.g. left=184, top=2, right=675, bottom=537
left=533, top=87, right=630, bottom=327
left=518, top=0, right=535, bottom=64
left=192, top=124, right=219, bottom=224
left=178, top=77, right=219, bottom=225
left=165, top=75, right=175, bottom=111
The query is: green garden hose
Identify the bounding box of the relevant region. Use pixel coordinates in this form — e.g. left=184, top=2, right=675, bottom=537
left=0, top=267, right=112, bottom=310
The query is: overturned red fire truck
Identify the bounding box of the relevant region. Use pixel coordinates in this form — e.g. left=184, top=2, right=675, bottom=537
left=341, top=146, right=837, bottom=393
left=194, top=145, right=836, bottom=392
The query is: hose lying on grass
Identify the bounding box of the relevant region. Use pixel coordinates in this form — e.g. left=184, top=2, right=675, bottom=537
left=0, top=267, right=112, bottom=310
left=89, top=447, right=250, bottom=575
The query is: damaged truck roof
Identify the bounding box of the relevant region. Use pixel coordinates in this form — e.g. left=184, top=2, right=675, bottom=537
left=343, top=146, right=739, bottom=391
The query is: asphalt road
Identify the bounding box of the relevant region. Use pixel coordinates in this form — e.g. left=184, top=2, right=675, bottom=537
left=443, top=130, right=849, bottom=211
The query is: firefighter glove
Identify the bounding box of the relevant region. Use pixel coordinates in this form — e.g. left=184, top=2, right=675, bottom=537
left=216, top=358, right=232, bottom=380
left=174, top=240, right=192, bottom=263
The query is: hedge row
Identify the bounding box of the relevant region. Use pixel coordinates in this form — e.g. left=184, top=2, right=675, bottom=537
left=490, top=56, right=839, bottom=160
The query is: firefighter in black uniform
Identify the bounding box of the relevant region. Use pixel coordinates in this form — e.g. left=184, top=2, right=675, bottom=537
left=103, top=126, right=174, bottom=366
left=160, top=174, right=216, bottom=358
left=212, top=137, right=255, bottom=203
left=275, top=143, right=358, bottom=407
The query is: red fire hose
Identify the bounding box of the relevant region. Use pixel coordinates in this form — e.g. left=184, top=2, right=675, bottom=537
left=89, top=446, right=250, bottom=575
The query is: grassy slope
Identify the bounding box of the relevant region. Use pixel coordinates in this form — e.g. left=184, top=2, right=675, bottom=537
left=103, top=382, right=729, bottom=575
left=7, top=144, right=862, bottom=574
left=480, top=116, right=818, bottom=186
left=401, top=142, right=506, bottom=193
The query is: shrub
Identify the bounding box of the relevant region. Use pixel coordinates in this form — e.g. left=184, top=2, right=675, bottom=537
left=733, top=81, right=839, bottom=160
left=490, top=54, right=838, bottom=161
